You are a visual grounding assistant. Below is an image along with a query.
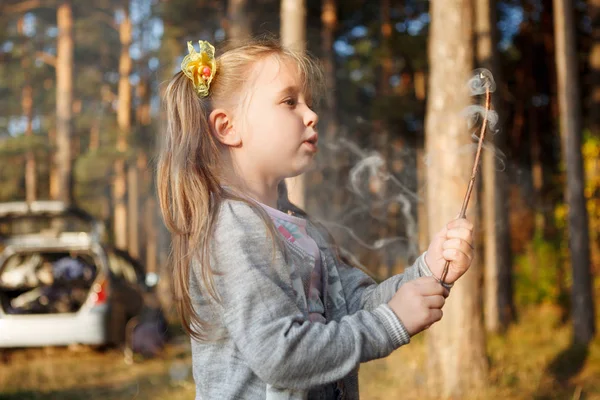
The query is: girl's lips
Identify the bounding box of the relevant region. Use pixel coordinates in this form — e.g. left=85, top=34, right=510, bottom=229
left=305, top=133, right=318, bottom=145
left=302, top=141, right=318, bottom=152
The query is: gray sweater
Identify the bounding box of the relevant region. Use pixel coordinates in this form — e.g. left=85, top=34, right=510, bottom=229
left=190, top=200, right=434, bottom=399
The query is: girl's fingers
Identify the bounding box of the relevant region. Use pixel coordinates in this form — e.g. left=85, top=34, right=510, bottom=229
left=416, top=277, right=448, bottom=296
left=428, top=309, right=443, bottom=324
left=446, top=227, right=473, bottom=242
left=433, top=225, right=449, bottom=240
left=425, top=294, right=446, bottom=309
left=442, top=238, right=474, bottom=254
left=447, top=218, right=474, bottom=231
left=442, top=248, right=471, bottom=268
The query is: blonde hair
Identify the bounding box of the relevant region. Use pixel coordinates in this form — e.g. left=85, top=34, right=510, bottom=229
left=157, top=37, right=325, bottom=341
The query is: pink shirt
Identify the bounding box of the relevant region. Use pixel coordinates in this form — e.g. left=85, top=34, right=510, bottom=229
left=260, top=203, right=326, bottom=323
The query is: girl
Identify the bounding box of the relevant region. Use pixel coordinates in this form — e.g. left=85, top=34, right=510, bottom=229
left=157, top=38, right=475, bottom=400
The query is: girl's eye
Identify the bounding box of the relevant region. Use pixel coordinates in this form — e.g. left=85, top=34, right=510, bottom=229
left=283, top=98, right=297, bottom=106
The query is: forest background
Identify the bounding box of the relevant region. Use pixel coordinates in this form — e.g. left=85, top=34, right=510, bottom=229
left=0, top=0, right=600, bottom=399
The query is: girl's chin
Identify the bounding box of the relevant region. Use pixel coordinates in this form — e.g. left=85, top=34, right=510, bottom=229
left=284, top=161, right=316, bottom=179
left=299, top=158, right=318, bottom=173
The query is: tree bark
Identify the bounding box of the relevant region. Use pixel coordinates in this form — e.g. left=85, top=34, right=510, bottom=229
left=588, top=0, right=600, bottom=273
left=553, top=0, right=596, bottom=345
left=318, top=0, right=343, bottom=217
left=145, top=196, right=157, bottom=276
left=381, top=0, right=394, bottom=278
left=49, top=128, right=58, bottom=200
left=416, top=71, right=428, bottom=256
left=114, top=4, right=132, bottom=250
left=425, top=0, right=488, bottom=396
left=591, top=0, right=600, bottom=136
left=135, top=78, right=152, bottom=262
left=474, top=0, right=514, bottom=332
left=89, top=119, right=100, bottom=152
left=56, top=1, right=73, bottom=205
left=227, top=0, right=251, bottom=45
left=18, top=16, right=37, bottom=204
left=321, top=0, right=337, bottom=140
left=23, top=84, right=36, bottom=204
left=417, top=148, right=428, bottom=254
left=281, top=0, right=307, bottom=208
left=318, top=0, right=351, bottom=226
left=127, top=161, right=139, bottom=259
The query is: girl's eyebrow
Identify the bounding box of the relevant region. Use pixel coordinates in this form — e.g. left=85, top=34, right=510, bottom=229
left=277, top=85, right=313, bottom=104
left=277, top=85, right=300, bottom=97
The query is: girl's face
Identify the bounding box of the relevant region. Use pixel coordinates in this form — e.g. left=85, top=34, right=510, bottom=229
left=234, top=55, right=319, bottom=184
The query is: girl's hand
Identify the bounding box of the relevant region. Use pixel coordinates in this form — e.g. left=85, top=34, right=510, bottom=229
left=425, top=218, right=475, bottom=284
left=388, top=276, right=449, bottom=336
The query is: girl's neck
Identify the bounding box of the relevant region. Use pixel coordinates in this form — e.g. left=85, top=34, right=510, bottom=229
left=219, top=151, right=280, bottom=208
left=243, top=180, right=279, bottom=209
left=222, top=175, right=280, bottom=209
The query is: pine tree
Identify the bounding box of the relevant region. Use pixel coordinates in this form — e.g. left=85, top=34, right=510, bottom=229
left=425, top=0, right=488, bottom=395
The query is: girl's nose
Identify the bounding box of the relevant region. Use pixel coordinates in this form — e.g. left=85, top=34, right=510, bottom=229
left=304, top=107, right=319, bottom=128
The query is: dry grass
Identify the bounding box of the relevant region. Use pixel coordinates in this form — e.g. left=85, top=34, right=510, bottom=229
left=360, top=304, right=600, bottom=400
left=0, top=339, right=196, bottom=400
left=0, top=305, right=599, bottom=400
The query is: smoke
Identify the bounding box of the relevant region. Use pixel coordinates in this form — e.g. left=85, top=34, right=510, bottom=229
left=315, top=134, right=421, bottom=266
left=468, top=68, right=496, bottom=96
left=465, top=68, right=506, bottom=171
left=321, top=220, right=410, bottom=251
left=309, top=68, right=501, bottom=273
left=462, top=105, right=499, bottom=131
left=328, top=137, right=419, bottom=202
left=423, top=68, right=505, bottom=172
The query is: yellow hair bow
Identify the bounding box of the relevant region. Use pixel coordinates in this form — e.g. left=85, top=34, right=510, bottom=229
left=181, top=40, right=217, bottom=97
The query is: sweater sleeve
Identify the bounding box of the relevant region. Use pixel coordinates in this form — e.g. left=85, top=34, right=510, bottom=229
left=203, top=201, right=410, bottom=390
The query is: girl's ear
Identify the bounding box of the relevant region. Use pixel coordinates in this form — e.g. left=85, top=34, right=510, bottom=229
left=209, top=108, right=241, bottom=147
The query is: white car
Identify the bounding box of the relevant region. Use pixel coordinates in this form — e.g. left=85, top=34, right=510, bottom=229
left=0, top=201, right=163, bottom=349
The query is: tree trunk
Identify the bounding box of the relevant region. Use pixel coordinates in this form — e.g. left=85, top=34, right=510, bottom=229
left=136, top=77, right=153, bottom=265
left=23, top=83, right=36, bottom=204
left=321, top=0, right=336, bottom=139
left=531, top=124, right=545, bottom=232
left=89, top=119, right=99, bottom=152
left=127, top=161, right=139, bottom=259
left=49, top=128, right=59, bottom=200
left=113, top=159, right=127, bottom=249
left=474, top=0, right=514, bottom=332
left=383, top=0, right=394, bottom=276
left=227, top=0, right=251, bottom=45
left=425, top=0, right=488, bottom=396
left=114, top=5, right=132, bottom=250
left=56, top=1, right=73, bottom=205
left=590, top=0, right=600, bottom=136
left=541, top=3, right=560, bottom=240
left=281, top=0, right=306, bottom=208
left=417, top=148, right=428, bottom=254
left=553, top=0, right=596, bottom=345
left=136, top=80, right=151, bottom=127
left=319, top=0, right=345, bottom=220
left=17, top=17, right=36, bottom=204
left=145, top=196, right=157, bottom=276
left=379, top=0, right=392, bottom=94
left=588, top=0, right=600, bottom=273
left=415, top=71, right=428, bottom=256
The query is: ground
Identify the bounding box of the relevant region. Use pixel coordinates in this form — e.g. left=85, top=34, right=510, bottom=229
left=0, top=305, right=599, bottom=400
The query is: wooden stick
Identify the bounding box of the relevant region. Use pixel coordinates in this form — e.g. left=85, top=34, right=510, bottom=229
left=439, top=85, right=492, bottom=284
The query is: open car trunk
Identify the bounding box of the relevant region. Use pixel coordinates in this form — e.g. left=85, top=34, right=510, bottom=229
left=0, top=251, right=99, bottom=315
